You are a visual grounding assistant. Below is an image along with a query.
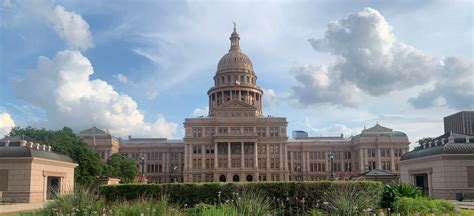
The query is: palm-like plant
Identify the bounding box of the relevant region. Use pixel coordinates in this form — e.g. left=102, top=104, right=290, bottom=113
left=381, top=183, right=425, bottom=208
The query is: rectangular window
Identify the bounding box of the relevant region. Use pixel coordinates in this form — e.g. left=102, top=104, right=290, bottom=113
left=205, top=127, right=215, bottom=137
left=192, top=127, right=202, bottom=138
left=269, top=127, right=279, bottom=137
left=231, top=127, right=241, bottom=134
left=257, top=127, right=266, bottom=137
left=218, top=127, right=228, bottom=134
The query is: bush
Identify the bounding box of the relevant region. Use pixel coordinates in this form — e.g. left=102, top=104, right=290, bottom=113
left=100, top=181, right=384, bottom=213
left=392, top=197, right=456, bottom=215
left=381, top=183, right=425, bottom=208
left=319, top=183, right=382, bottom=215
left=36, top=186, right=182, bottom=216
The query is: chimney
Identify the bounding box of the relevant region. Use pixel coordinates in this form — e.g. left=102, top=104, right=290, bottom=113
left=47, top=146, right=52, bottom=151
left=35, top=143, right=41, bottom=149
left=28, top=142, right=34, bottom=148
left=41, top=144, right=47, bottom=151
left=20, top=140, right=27, bottom=147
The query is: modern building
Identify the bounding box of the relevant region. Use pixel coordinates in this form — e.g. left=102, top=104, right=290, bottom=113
left=79, top=27, right=410, bottom=183
left=400, top=131, right=474, bottom=199
left=0, top=136, right=77, bottom=203
left=444, top=111, right=474, bottom=135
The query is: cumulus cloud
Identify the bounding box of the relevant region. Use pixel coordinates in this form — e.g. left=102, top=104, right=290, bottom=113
left=292, top=7, right=473, bottom=109
left=14, top=50, right=177, bottom=138
left=409, top=57, right=474, bottom=109
left=292, top=65, right=361, bottom=107
left=0, top=113, right=15, bottom=137
left=192, top=106, right=208, bottom=117
left=308, top=8, right=440, bottom=95
left=44, top=5, right=93, bottom=50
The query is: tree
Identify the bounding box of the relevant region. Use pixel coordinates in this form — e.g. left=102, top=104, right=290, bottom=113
left=105, top=153, right=138, bottom=183
left=414, top=137, right=434, bottom=151
left=9, top=126, right=105, bottom=185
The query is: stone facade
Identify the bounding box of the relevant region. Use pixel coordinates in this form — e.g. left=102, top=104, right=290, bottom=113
left=0, top=137, right=77, bottom=203
left=80, top=27, right=409, bottom=183
left=400, top=132, right=474, bottom=199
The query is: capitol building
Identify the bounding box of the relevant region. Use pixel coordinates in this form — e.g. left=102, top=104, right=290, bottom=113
left=80, top=27, right=410, bottom=183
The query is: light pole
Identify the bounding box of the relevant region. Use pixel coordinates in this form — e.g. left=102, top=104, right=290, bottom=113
left=140, top=156, right=145, bottom=177
left=328, top=152, right=335, bottom=180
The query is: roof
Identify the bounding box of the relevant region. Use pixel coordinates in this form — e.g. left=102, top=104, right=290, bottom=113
left=359, top=169, right=397, bottom=177
left=401, top=143, right=474, bottom=161
left=352, top=123, right=407, bottom=139
left=216, top=29, right=254, bottom=73
left=79, top=126, right=109, bottom=135
left=0, top=146, right=74, bottom=163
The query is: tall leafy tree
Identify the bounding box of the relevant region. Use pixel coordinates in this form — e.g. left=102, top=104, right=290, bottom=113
left=9, top=126, right=105, bottom=185
left=414, top=137, right=434, bottom=151
left=105, top=153, right=138, bottom=183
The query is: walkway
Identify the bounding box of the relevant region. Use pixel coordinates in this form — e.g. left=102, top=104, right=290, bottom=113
left=451, top=200, right=474, bottom=210
left=0, top=202, right=44, bottom=215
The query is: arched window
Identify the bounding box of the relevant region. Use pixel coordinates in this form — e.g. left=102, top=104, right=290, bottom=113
left=232, top=175, right=240, bottom=182
left=219, top=175, right=226, bottom=182
left=246, top=174, right=253, bottom=182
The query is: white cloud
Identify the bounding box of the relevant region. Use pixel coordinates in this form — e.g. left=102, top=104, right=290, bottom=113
left=293, top=7, right=473, bottom=109
left=114, top=73, right=130, bottom=84
left=191, top=106, right=208, bottom=117
left=409, top=57, right=474, bottom=109
left=14, top=50, right=177, bottom=138
left=292, top=65, right=361, bottom=107
left=0, top=113, right=15, bottom=137
left=308, top=8, right=440, bottom=96
left=46, top=5, right=93, bottom=50
left=304, top=119, right=362, bottom=137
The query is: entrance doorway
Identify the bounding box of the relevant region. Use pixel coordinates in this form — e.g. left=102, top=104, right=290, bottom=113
left=414, top=174, right=429, bottom=195
left=219, top=175, right=226, bottom=182
left=232, top=175, right=240, bottom=182
left=47, top=176, right=61, bottom=200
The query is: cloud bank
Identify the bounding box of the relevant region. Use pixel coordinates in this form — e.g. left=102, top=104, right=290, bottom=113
left=13, top=4, right=177, bottom=138
left=293, top=7, right=473, bottom=109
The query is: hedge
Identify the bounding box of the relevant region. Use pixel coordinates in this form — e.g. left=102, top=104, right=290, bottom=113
left=99, top=181, right=384, bottom=209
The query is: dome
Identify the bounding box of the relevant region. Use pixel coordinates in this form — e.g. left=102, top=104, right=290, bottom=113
left=217, top=51, right=253, bottom=72
left=216, top=26, right=254, bottom=73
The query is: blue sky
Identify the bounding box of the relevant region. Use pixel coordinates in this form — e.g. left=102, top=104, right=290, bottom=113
left=0, top=0, right=473, bottom=148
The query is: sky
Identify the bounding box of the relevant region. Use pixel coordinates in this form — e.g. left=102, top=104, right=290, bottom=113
left=0, top=0, right=473, bottom=149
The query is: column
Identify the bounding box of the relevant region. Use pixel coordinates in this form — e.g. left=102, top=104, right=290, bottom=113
left=364, top=148, right=368, bottom=169
left=190, top=146, right=194, bottom=170
left=230, top=90, right=233, bottom=101
left=201, top=144, right=206, bottom=169
left=302, top=151, right=307, bottom=172
left=290, top=152, right=294, bottom=172
left=284, top=144, right=288, bottom=170
left=227, top=142, right=231, bottom=168
left=214, top=142, right=218, bottom=168
left=341, top=152, right=345, bottom=172
left=241, top=142, right=245, bottom=168
left=184, top=145, right=189, bottom=170
left=390, top=147, right=395, bottom=171
left=266, top=144, right=270, bottom=169
left=279, top=144, right=283, bottom=170
left=254, top=142, right=258, bottom=168
left=325, top=151, right=329, bottom=172
left=239, top=90, right=242, bottom=101
left=359, top=148, right=364, bottom=172
left=377, top=148, right=382, bottom=170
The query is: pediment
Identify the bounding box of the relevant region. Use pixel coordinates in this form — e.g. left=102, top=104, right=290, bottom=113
left=217, top=100, right=256, bottom=110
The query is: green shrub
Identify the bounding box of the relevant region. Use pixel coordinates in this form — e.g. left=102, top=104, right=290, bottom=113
left=232, top=191, right=274, bottom=216
left=392, top=197, right=456, bottom=215
left=319, top=183, right=381, bottom=215
left=100, top=181, right=383, bottom=213
left=381, top=183, right=425, bottom=208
